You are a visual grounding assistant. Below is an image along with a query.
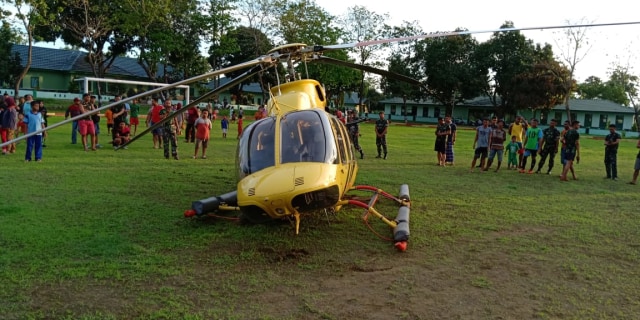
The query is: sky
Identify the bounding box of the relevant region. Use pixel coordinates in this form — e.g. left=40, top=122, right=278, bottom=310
left=320, top=0, right=640, bottom=82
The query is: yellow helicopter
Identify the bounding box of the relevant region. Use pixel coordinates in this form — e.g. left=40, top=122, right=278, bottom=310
left=178, top=43, right=414, bottom=252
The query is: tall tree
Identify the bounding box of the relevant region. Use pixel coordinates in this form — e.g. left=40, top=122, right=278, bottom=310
left=474, top=21, right=538, bottom=117
left=381, top=21, right=423, bottom=114
left=414, top=28, right=486, bottom=116
left=1, top=0, right=54, bottom=98
left=273, top=0, right=359, bottom=108
left=0, top=19, right=21, bottom=88
left=554, top=19, right=593, bottom=122
left=608, top=65, right=639, bottom=130
left=339, top=5, right=389, bottom=107
left=204, top=0, right=238, bottom=92
left=510, top=46, right=571, bottom=118
left=577, top=75, right=628, bottom=105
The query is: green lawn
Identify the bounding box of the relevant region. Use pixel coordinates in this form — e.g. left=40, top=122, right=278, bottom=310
left=1, top=118, right=639, bottom=319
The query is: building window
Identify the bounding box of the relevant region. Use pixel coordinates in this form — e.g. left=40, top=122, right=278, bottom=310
left=600, top=114, right=608, bottom=129
left=554, top=112, right=563, bottom=123
left=540, top=111, right=547, bottom=125
left=391, top=105, right=396, bottom=115
left=30, top=77, right=39, bottom=89
left=422, top=107, right=429, bottom=117
left=616, top=115, right=624, bottom=129
left=434, top=107, right=440, bottom=118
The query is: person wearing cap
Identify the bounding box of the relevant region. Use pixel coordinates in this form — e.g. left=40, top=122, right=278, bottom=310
left=520, top=118, right=543, bottom=174
left=65, top=97, right=83, bottom=144
left=603, top=123, right=621, bottom=180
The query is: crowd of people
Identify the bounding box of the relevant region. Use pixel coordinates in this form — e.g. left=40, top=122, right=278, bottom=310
left=2, top=92, right=639, bottom=184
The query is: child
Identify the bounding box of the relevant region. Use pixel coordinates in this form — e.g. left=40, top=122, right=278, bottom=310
left=16, top=113, right=27, bottom=138
left=104, top=108, right=114, bottom=134
left=23, top=103, right=46, bottom=162
left=193, top=109, right=212, bottom=159
left=112, top=121, right=131, bottom=149
left=159, top=101, right=179, bottom=160
left=221, top=115, right=228, bottom=138
left=237, top=114, right=243, bottom=139
left=506, top=135, right=521, bottom=170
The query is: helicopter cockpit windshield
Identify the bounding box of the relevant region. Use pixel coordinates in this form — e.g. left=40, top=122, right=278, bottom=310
left=280, top=110, right=335, bottom=165
left=237, top=110, right=337, bottom=178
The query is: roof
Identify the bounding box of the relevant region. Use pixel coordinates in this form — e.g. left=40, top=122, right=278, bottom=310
left=11, top=44, right=155, bottom=79
left=381, top=95, right=635, bottom=114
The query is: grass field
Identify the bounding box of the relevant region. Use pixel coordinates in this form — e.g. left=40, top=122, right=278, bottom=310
left=1, top=117, right=639, bottom=319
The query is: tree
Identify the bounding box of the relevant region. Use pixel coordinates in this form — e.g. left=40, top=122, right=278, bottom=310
left=1, top=0, right=54, bottom=98
left=381, top=21, right=423, bottom=115
left=554, top=19, right=593, bottom=122
left=577, top=75, right=628, bottom=105
left=608, top=65, right=640, bottom=130
left=474, top=21, right=538, bottom=117
left=272, top=0, right=359, bottom=108
left=510, top=52, right=571, bottom=118
left=339, top=5, right=389, bottom=107
left=214, top=25, right=273, bottom=103
left=204, top=0, right=237, bottom=93
left=414, top=28, right=486, bottom=116
left=0, top=20, right=21, bottom=87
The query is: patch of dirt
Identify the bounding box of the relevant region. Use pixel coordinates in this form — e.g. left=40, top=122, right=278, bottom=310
left=258, top=247, right=310, bottom=262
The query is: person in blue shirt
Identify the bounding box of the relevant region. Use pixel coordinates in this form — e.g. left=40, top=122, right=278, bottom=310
left=23, top=101, right=47, bottom=162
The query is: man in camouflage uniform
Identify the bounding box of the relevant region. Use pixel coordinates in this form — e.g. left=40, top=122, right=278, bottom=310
left=346, top=111, right=364, bottom=159
left=375, top=111, right=388, bottom=159
left=536, top=119, right=561, bottom=174
left=160, top=99, right=179, bottom=160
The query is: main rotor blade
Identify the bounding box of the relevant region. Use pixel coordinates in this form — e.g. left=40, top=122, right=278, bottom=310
left=317, top=21, right=640, bottom=51
left=0, top=57, right=272, bottom=149
left=117, top=63, right=269, bottom=150
left=312, top=56, right=422, bottom=87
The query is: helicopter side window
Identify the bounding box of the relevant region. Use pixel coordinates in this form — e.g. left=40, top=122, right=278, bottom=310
left=280, top=111, right=328, bottom=164
left=330, top=117, right=348, bottom=164
left=238, top=118, right=275, bottom=175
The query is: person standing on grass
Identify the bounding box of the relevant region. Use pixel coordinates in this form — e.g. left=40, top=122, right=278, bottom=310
left=536, top=119, right=561, bottom=174
left=39, top=100, right=49, bottom=147
left=560, top=120, right=580, bottom=181
left=221, top=115, right=229, bottom=138
left=375, top=112, right=389, bottom=159
left=508, top=116, right=527, bottom=168
left=469, top=118, right=491, bottom=172
left=445, top=115, right=457, bottom=165
left=194, top=109, right=212, bottom=159
left=129, top=98, right=141, bottom=136
left=520, top=118, right=543, bottom=174
left=159, top=100, right=179, bottom=160
left=185, top=105, right=199, bottom=143
left=603, top=124, right=621, bottom=181
left=434, top=117, right=450, bottom=166
left=506, top=135, right=521, bottom=170
left=65, top=97, right=83, bottom=144
left=237, top=114, right=244, bottom=139
left=629, top=139, right=640, bottom=185
left=23, top=102, right=46, bottom=162
left=559, top=120, right=571, bottom=167
left=147, top=98, right=164, bottom=149
left=484, top=119, right=506, bottom=172
left=1, top=96, right=17, bottom=155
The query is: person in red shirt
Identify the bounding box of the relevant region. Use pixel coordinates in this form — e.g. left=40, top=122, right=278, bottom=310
left=65, top=97, right=83, bottom=144
left=112, top=121, right=131, bottom=149
left=146, top=98, right=164, bottom=149
left=237, top=114, right=243, bottom=139
left=185, top=106, right=200, bottom=143
left=193, top=109, right=212, bottom=159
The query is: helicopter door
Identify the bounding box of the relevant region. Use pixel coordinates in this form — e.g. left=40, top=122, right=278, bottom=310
left=237, top=118, right=275, bottom=176
left=330, top=117, right=356, bottom=185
